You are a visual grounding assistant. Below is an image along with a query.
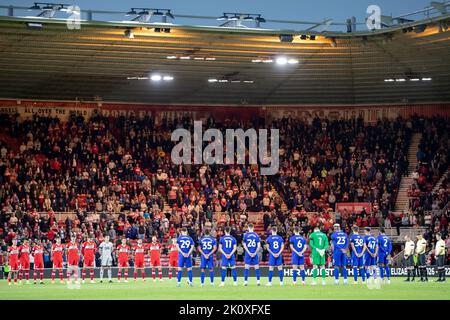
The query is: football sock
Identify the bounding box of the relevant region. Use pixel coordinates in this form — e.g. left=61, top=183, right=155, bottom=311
left=201, top=271, right=205, bottom=284
left=188, top=270, right=193, bottom=283
left=82, top=269, right=86, bottom=280
left=360, top=268, right=366, bottom=281
left=232, top=268, right=237, bottom=282
left=342, top=267, right=348, bottom=280
left=19, top=271, right=23, bottom=281
left=334, top=267, right=339, bottom=280
left=100, top=268, right=104, bottom=280
left=313, top=268, right=318, bottom=280
left=300, top=269, right=306, bottom=282
left=379, top=266, right=384, bottom=279
left=60, top=270, right=64, bottom=281
left=34, top=271, right=37, bottom=282
left=51, top=269, right=55, bottom=281
left=268, top=270, right=273, bottom=283
left=90, top=269, right=94, bottom=281
left=385, top=267, right=391, bottom=279
left=255, top=268, right=261, bottom=281
left=124, top=270, right=128, bottom=280
left=209, top=270, right=214, bottom=283
left=40, top=270, right=44, bottom=281
left=278, top=269, right=284, bottom=282
left=134, top=271, right=137, bottom=280
left=321, top=267, right=326, bottom=280
left=108, top=268, right=112, bottom=281
left=158, top=268, right=162, bottom=280
left=221, top=268, right=226, bottom=282
left=244, top=268, right=249, bottom=281
left=353, top=267, right=358, bottom=281
left=177, top=270, right=182, bottom=283
left=118, top=270, right=121, bottom=281
left=293, top=269, right=298, bottom=282
left=168, top=268, right=173, bottom=280
left=152, top=269, right=156, bottom=280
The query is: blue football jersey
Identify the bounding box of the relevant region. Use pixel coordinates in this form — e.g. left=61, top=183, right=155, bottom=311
left=266, top=235, right=284, bottom=254
left=199, top=235, right=217, bottom=255
left=377, top=234, right=392, bottom=254
left=331, top=231, right=349, bottom=252
left=177, top=235, right=194, bottom=254
left=243, top=232, right=260, bottom=254
left=350, top=234, right=365, bottom=255
left=364, top=235, right=377, bottom=254
left=289, top=235, right=307, bottom=253
left=219, top=235, right=237, bottom=254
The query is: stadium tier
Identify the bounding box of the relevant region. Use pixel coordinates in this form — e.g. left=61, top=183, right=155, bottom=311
left=0, top=2, right=449, bottom=301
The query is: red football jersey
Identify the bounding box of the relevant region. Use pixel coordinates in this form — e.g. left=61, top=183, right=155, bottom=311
left=117, top=244, right=130, bottom=261
left=149, top=242, right=161, bottom=257
left=81, top=241, right=96, bottom=258
left=168, top=243, right=178, bottom=260
left=134, top=244, right=146, bottom=260
left=67, top=241, right=79, bottom=258
left=32, top=245, right=44, bottom=263
left=8, top=245, right=19, bottom=261
left=19, top=244, right=31, bottom=261
left=52, top=243, right=64, bottom=260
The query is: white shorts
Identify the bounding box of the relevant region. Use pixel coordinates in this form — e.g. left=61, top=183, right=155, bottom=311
left=101, top=257, right=113, bottom=266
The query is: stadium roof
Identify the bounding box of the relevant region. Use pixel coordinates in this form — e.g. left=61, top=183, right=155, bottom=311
left=0, top=14, right=449, bottom=105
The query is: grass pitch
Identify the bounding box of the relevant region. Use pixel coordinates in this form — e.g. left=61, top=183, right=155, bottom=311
left=1, top=278, right=449, bottom=300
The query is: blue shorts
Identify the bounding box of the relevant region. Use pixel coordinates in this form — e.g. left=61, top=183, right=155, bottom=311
left=244, top=253, right=259, bottom=266
left=333, top=251, right=347, bottom=267
left=178, top=254, right=192, bottom=268
left=364, top=253, right=376, bottom=266
left=351, top=254, right=364, bottom=267
left=269, top=255, right=283, bottom=267
left=291, top=253, right=305, bottom=266
left=221, top=254, right=236, bottom=268
left=377, top=253, right=389, bottom=265
left=200, top=255, right=214, bottom=269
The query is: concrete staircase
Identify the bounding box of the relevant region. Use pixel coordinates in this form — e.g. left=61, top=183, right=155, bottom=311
left=394, top=133, right=422, bottom=213
left=432, top=168, right=449, bottom=193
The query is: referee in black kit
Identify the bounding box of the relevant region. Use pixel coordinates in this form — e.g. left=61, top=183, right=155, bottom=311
left=404, top=235, right=416, bottom=282
left=415, top=234, right=428, bottom=282
left=435, top=233, right=447, bottom=282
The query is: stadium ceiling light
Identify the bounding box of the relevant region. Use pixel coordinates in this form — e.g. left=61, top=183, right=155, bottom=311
left=422, top=77, right=432, bottom=81
left=27, top=2, right=69, bottom=18
left=384, top=79, right=395, bottom=82
left=287, top=58, right=299, bottom=64
left=128, top=7, right=174, bottom=23
left=150, top=74, right=162, bottom=81
left=166, top=55, right=177, bottom=59
left=162, top=75, right=174, bottom=81
left=243, top=80, right=254, bottom=83
left=205, top=57, right=216, bottom=61
left=126, top=9, right=138, bottom=16
left=180, top=56, right=191, bottom=60
left=28, top=3, right=41, bottom=10
left=410, top=78, right=420, bottom=82
left=217, top=14, right=228, bottom=20
left=124, top=29, right=134, bottom=39
left=275, top=57, right=288, bottom=65
left=395, top=78, right=406, bottom=82
left=330, top=37, right=337, bottom=47
left=208, top=78, right=218, bottom=82
left=217, top=12, right=265, bottom=28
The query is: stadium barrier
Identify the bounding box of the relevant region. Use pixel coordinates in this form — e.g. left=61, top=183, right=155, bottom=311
left=1, top=266, right=448, bottom=279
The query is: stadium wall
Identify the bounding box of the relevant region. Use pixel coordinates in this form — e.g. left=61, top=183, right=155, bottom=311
left=0, top=99, right=449, bottom=123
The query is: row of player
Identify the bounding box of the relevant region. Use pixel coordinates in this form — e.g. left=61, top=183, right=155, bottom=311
left=5, top=223, right=447, bottom=286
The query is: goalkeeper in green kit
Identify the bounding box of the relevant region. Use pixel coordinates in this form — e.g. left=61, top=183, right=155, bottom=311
left=309, top=226, right=329, bottom=286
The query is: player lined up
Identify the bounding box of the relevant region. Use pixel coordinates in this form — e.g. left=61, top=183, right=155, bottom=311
left=6, top=223, right=446, bottom=286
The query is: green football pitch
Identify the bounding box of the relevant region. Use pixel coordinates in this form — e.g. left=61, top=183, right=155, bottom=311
left=1, top=278, right=449, bottom=300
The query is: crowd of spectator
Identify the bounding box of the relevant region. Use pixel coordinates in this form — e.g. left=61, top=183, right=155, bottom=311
left=0, top=112, right=448, bottom=267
